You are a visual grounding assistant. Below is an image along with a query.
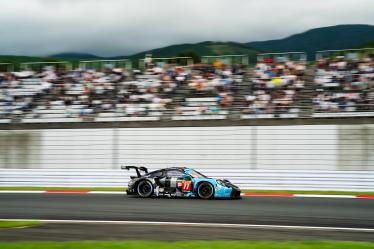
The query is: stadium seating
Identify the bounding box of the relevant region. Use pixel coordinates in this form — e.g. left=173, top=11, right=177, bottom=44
left=240, top=60, right=305, bottom=119
left=0, top=53, right=373, bottom=123
left=171, top=64, right=243, bottom=120
left=312, top=56, right=374, bottom=117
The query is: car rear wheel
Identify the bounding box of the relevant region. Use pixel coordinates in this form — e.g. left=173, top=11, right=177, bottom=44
left=137, top=180, right=154, bottom=198
left=197, top=182, right=214, bottom=199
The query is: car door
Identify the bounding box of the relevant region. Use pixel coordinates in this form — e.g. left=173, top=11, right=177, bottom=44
left=151, top=170, right=166, bottom=187
left=165, top=169, right=184, bottom=191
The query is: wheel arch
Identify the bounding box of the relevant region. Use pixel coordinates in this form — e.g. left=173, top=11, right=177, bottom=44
left=136, top=178, right=154, bottom=197
left=195, top=180, right=215, bottom=198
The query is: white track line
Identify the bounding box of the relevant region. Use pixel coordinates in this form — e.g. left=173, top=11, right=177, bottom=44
left=0, top=219, right=373, bottom=233
left=293, top=194, right=356, bottom=198
left=90, top=191, right=125, bottom=195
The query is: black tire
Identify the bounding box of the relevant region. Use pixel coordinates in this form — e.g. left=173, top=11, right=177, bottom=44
left=197, top=182, right=214, bottom=199
left=137, top=180, right=154, bottom=198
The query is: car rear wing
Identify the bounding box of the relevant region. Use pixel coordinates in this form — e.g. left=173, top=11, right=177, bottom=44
left=121, top=165, right=149, bottom=178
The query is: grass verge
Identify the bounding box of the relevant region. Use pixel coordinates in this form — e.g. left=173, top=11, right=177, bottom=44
left=0, top=186, right=373, bottom=196
left=0, top=221, right=42, bottom=229
left=0, top=241, right=374, bottom=249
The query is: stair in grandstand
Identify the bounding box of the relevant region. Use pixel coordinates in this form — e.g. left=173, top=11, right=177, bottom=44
left=171, top=82, right=191, bottom=104
left=297, top=68, right=316, bottom=118
left=164, top=81, right=191, bottom=118
left=168, top=72, right=245, bottom=120
left=230, top=69, right=253, bottom=118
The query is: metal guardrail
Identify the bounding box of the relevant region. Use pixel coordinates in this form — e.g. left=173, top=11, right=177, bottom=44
left=1, top=169, right=374, bottom=191
left=1, top=105, right=374, bottom=123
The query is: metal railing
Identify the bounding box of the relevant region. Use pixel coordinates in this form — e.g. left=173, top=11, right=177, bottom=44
left=1, top=104, right=373, bottom=123
left=257, top=52, right=307, bottom=62
left=138, top=57, right=193, bottom=70
left=316, top=48, right=374, bottom=60
left=79, top=59, right=132, bottom=70
left=0, top=63, right=14, bottom=72
left=201, top=55, right=249, bottom=66
left=19, top=61, right=73, bottom=71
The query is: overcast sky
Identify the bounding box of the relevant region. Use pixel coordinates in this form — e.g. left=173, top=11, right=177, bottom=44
left=0, top=0, right=373, bottom=57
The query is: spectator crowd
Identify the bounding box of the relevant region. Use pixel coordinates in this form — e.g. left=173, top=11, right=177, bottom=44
left=174, top=63, right=244, bottom=117
left=0, top=61, right=244, bottom=121
left=242, top=59, right=306, bottom=116
left=313, top=56, right=374, bottom=114
left=0, top=53, right=373, bottom=122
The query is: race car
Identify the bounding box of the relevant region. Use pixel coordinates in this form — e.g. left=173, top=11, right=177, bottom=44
left=122, top=166, right=241, bottom=199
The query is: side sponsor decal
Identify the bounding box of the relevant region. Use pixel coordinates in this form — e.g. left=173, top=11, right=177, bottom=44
left=181, top=180, right=192, bottom=191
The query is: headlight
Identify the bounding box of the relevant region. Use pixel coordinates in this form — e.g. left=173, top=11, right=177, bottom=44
left=216, top=179, right=226, bottom=187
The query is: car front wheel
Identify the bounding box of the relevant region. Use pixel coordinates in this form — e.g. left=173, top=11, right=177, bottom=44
left=137, top=180, right=154, bottom=198
left=197, top=182, right=214, bottom=199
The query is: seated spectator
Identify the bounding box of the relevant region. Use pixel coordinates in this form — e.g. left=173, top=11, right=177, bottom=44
left=173, top=62, right=243, bottom=117
left=242, top=59, right=305, bottom=115
left=313, top=56, right=374, bottom=114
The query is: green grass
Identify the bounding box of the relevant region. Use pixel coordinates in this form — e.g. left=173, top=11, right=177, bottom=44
left=0, top=241, right=374, bottom=249
left=0, top=187, right=373, bottom=196
left=0, top=221, right=42, bottom=229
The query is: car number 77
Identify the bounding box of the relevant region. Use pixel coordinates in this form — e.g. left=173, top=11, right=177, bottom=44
left=181, top=180, right=192, bottom=191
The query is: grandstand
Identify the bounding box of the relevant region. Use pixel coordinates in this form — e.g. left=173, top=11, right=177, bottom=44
left=0, top=49, right=373, bottom=124
left=313, top=48, right=374, bottom=117
left=240, top=52, right=308, bottom=119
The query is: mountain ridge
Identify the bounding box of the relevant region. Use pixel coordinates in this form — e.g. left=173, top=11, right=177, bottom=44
left=247, top=24, right=374, bottom=59
left=1, top=24, right=373, bottom=64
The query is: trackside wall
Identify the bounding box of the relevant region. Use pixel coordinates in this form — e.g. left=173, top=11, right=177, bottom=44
left=0, top=124, right=373, bottom=190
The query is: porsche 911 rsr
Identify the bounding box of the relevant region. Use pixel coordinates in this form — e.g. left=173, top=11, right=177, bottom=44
left=122, top=166, right=241, bottom=199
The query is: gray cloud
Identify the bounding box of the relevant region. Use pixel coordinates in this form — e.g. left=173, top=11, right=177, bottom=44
left=0, top=0, right=373, bottom=56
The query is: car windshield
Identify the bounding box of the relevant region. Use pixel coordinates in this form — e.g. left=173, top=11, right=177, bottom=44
left=188, top=169, right=207, bottom=178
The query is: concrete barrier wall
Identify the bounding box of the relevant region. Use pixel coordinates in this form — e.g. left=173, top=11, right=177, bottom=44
left=0, top=130, right=42, bottom=168
left=1, top=124, right=373, bottom=171
left=0, top=124, right=373, bottom=190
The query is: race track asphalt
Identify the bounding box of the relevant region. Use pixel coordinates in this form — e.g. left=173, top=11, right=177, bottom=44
left=0, top=193, right=374, bottom=241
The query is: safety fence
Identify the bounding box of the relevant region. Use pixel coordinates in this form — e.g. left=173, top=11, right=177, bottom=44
left=1, top=105, right=374, bottom=124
